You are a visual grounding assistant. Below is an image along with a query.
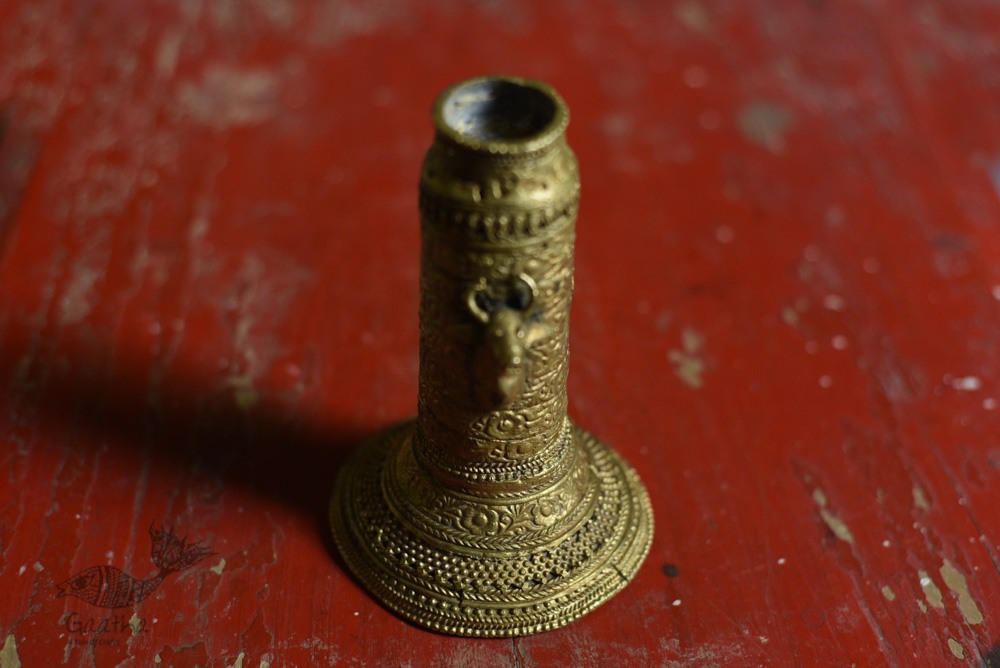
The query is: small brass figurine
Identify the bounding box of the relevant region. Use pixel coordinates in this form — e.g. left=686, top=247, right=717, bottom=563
left=330, top=76, right=653, bottom=636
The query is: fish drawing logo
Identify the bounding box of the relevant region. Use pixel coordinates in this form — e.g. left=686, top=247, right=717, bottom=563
left=55, top=525, right=212, bottom=608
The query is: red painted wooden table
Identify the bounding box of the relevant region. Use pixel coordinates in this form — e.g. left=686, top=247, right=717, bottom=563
left=2, top=1, right=999, bottom=665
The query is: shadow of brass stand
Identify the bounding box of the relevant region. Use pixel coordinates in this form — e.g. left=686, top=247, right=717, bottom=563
left=330, top=76, right=653, bottom=637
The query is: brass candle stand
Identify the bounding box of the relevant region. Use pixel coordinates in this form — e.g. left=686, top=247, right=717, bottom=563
left=329, top=76, right=653, bottom=637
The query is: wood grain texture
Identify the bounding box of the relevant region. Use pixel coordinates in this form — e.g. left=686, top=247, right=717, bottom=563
left=1, top=0, right=999, bottom=665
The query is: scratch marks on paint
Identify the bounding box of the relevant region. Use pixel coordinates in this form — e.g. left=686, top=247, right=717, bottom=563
left=947, top=638, right=965, bottom=659
left=939, top=560, right=983, bottom=625
left=669, top=328, right=705, bottom=388
left=918, top=570, right=945, bottom=610
left=812, top=488, right=854, bottom=544
left=880, top=585, right=896, bottom=601
left=178, top=65, right=280, bottom=128
left=737, top=101, right=793, bottom=153
left=0, top=634, right=20, bottom=668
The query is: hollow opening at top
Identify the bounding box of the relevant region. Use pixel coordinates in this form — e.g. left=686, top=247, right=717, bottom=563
left=440, top=79, right=559, bottom=143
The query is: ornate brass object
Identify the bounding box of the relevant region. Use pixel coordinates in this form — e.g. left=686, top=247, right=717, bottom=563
left=329, top=76, right=653, bottom=637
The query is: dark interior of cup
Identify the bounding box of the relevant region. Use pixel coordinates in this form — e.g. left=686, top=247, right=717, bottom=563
left=441, top=79, right=557, bottom=142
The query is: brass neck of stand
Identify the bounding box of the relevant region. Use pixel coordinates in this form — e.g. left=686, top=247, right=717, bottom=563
left=415, top=78, right=579, bottom=496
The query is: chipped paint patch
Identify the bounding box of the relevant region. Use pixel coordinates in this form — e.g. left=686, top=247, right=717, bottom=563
left=812, top=488, right=854, bottom=544
left=129, top=612, right=142, bottom=635
left=675, top=1, right=711, bottom=33
left=881, top=585, right=896, bottom=601
left=234, top=388, right=258, bottom=411
left=737, top=101, right=793, bottom=153
left=0, top=634, right=20, bottom=668
left=918, top=570, right=944, bottom=609
left=912, top=486, right=929, bottom=511
left=211, top=557, right=227, bottom=575
left=940, top=560, right=983, bottom=624
left=917, top=600, right=928, bottom=613
left=226, top=652, right=246, bottom=668
left=59, top=266, right=101, bottom=325
left=948, top=638, right=965, bottom=659
left=178, top=65, right=280, bottom=128
left=669, top=328, right=706, bottom=388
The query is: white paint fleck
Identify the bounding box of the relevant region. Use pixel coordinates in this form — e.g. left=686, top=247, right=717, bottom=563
left=777, top=557, right=786, bottom=565
left=949, top=375, right=981, bottom=391
left=17, top=565, right=25, bottom=576
left=818, top=375, right=833, bottom=388
left=737, top=100, right=793, bottom=153
left=211, top=558, right=227, bottom=575
left=781, top=306, right=799, bottom=326
left=918, top=570, right=944, bottom=609
left=714, top=225, right=735, bottom=243
left=824, top=205, right=845, bottom=227
left=178, top=65, right=280, bottom=128
left=156, top=30, right=184, bottom=78
left=759, top=636, right=769, bottom=644
left=353, top=611, right=359, bottom=616
left=812, top=488, right=854, bottom=544
left=225, top=652, right=246, bottom=668
left=58, top=266, right=102, bottom=325
left=672, top=599, right=682, bottom=607
left=32, top=562, right=43, bottom=572
left=912, top=486, right=930, bottom=511
left=881, top=585, right=896, bottom=601
left=675, top=1, right=712, bottom=33
left=669, top=328, right=706, bottom=389
left=882, top=539, right=891, bottom=548
left=948, top=638, right=965, bottom=659
left=831, top=335, right=848, bottom=350
left=822, top=294, right=846, bottom=311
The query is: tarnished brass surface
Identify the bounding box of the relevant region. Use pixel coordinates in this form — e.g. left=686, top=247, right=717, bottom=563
left=330, top=76, right=653, bottom=637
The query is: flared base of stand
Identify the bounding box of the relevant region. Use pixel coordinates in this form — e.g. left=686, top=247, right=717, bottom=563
left=329, top=420, right=653, bottom=637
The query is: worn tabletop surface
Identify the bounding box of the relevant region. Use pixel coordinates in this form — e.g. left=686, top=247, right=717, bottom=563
left=2, top=1, right=1000, bottom=666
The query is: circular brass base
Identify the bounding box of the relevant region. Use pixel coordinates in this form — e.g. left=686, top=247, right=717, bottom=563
left=329, top=420, right=653, bottom=637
